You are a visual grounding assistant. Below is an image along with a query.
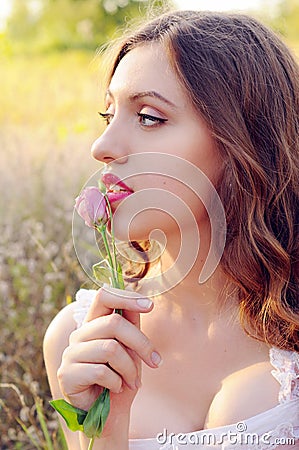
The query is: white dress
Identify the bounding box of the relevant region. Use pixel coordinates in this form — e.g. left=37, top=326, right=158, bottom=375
left=74, top=289, right=299, bottom=450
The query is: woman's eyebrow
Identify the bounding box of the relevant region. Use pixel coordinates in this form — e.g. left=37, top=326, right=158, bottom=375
left=129, top=91, right=178, bottom=109
left=105, top=89, right=177, bottom=109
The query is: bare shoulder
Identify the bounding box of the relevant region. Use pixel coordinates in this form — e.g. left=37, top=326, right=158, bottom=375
left=43, top=302, right=77, bottom=373
left=205, top=360, right=280, bottom=428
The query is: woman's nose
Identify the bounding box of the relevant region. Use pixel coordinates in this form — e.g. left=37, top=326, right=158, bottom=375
left=91, top=122, right=129, bottom=164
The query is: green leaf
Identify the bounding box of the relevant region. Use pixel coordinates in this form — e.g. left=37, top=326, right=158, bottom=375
left=83, top=388, right=110, bottom=438
left=92, top=262, right=111, bottom=284
left=50, top=399, right=87, bottom=432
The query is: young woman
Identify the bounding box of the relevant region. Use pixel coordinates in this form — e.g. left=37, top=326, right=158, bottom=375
left=43, top=10, right=299, bottom=450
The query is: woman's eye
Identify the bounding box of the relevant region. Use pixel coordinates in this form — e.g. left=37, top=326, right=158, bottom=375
left=98, top=111, right=168, bottom=128
left=137, top=113, right=168, bottom=128
left=98, top=112, right=114, bottom=126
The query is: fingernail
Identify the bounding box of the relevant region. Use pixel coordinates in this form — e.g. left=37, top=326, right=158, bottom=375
left=151, top=351, right=162, bottom=366
left=136, top=298, right=152, bottom=309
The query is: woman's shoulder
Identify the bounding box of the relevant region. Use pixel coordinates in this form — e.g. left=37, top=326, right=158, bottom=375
left=44, top=301, right=78, bottom=341
left=43, top=300, right=80, bottom=404
left=44, top=288, right=97, bottom=337
left=43, top=288, right=98, bottom=356
left=43, top=300, right=79, bottom=368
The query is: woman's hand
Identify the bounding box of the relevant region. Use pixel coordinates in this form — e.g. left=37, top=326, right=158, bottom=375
left=57, top=285, right=161, bottom=439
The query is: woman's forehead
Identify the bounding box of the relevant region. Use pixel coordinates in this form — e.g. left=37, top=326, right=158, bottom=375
left=107, top=43, right=188, bottom=108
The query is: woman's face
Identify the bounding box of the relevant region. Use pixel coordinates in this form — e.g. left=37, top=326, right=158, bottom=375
left=92, top=43, right=222, bottom=242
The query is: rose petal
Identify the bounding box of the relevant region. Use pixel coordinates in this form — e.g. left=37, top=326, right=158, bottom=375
left=75, top=187, right=108, bottom=228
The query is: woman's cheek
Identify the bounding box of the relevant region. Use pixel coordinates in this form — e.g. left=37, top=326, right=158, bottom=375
left=112, top=169, right=215, bottom=241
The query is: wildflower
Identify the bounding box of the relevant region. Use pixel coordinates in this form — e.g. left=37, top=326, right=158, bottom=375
left=75, top=186, right=108, bottom=228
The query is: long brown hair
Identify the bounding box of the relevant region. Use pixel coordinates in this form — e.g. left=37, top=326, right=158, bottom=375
left=105, top=10, right=299, bottom=351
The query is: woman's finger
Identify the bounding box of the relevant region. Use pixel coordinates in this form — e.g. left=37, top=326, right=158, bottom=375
left=84, top=284, right=153, bottom=323
left=58, top=362, right=123, bottom=396
left=65, top=339, right=139, bottom=390
left=70, top=313, right=162, bottom=369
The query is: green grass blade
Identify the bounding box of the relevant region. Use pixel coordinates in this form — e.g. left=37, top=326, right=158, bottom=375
left=35, top=397, right=54, bottom=450
left=57, top=424, right=68, bottom=450
left=15, top=417, right=42, bottom=450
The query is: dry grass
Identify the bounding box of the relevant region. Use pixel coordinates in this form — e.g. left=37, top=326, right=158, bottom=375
left=0, top=49, right=105, bottom=448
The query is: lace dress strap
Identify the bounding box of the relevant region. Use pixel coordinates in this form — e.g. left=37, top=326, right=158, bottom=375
left=73, top=288, right=98, bottom=328
left=269, top=347, right=299, bottom=404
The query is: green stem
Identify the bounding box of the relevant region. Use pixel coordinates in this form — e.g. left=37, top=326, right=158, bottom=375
left=92, top=197, right=124, bottom=445
left=104, top=194, right=118, bottom=278
left=88, top=436, right=95, bottom=450
left=102, top=197, right=124, bottom=314
left=97, top=225, right=117, bottom=287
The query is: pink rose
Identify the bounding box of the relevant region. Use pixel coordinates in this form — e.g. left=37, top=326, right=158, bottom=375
left=75, top=186, right=108, bottom=228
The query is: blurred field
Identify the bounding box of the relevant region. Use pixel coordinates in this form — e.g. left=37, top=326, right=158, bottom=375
left=0, top=49, right=105, bottom=448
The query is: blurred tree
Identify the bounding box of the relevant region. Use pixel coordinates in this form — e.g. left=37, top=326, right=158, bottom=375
left=268, top=0, right=299, bottom=41
left=6, top=0, right=173, bottom=53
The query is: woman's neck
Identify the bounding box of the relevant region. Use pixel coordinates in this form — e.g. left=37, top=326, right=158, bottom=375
left=140, top=220, right=233, bottom=318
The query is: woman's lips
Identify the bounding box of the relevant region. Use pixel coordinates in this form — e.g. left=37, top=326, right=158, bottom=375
left=101, top=173, right=133, bottom=205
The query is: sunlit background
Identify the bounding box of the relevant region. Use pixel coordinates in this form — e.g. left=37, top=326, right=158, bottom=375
left=0, top=0, right=284, bottom=29
left=0, top=0, right=298, bottom=448
left=176, top=0, right=277, bottom=11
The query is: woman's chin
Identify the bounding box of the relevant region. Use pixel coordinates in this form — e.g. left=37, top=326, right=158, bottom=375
left=113, top=227, right=151, bottom=243
left=111, top=217, right=151, bottom=242
left=111, top=208, right=175, bottom=243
